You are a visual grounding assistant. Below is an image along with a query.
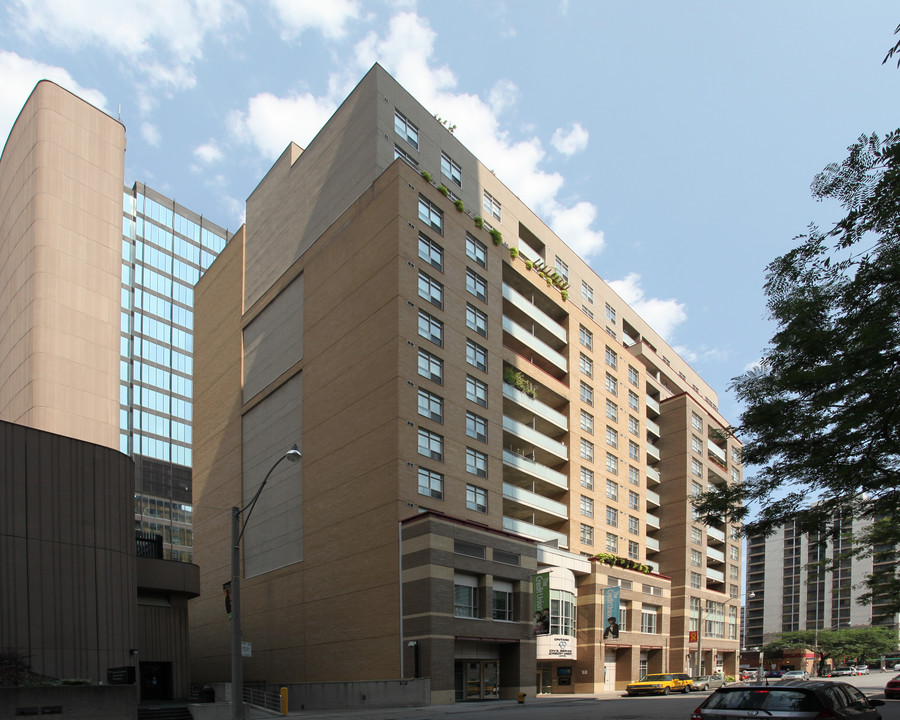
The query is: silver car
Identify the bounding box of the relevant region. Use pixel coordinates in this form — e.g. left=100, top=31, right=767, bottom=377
left=691, top=674, right=727, bottom=691
left=781, top=670, right=810, bottom=681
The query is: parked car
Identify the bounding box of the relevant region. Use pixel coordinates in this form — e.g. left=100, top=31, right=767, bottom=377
left=625, top=672, right=692, bottom=695
left=765, top=669, right=786, bottom=678
left=885, top=674, right=900, bottom=700
left=855, top=665, right=870, bottom=675
left=828, top=667, right=857, bottom=677
left=692, top=674, right=727, bottom=691
left=690, top=680, right=885, bottom=719
left=781, top=670, right=810, bottom=681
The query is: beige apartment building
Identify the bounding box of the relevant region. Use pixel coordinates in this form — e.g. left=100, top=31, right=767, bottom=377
left=188, top=63, right=743, bottom=705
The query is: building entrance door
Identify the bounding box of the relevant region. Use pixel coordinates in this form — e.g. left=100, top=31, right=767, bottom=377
left=455, top=660, right=501, bottom=700
left=604, top=650, right=617, bottom=692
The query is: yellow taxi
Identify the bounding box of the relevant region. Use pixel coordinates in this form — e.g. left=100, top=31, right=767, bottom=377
left=625, top=672, right=692, bottom=696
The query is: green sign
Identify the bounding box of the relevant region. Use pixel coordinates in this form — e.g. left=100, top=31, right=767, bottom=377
left=533, top=573, right=550, bottom=635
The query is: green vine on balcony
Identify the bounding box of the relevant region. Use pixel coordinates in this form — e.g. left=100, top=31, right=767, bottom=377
left=503, top=367, right=537, bottom=399
left=590, top=553, right=652, bottom=574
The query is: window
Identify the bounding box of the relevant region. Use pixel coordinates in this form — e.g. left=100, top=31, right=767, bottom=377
left=606, top=532, right=618, bottom=553
left=466, top=303, right=487, bottom=337
left=579, top=353, right=593, bottom=377
left=628, top=390, right=639, bottom=411
left=394, top=109, right=418, bottom=148
left=582, top=280, right=594, bottom=304
left=606, top=505, right=618, bottom=527
left=418, top=348, right=443, bottom=384
left=580, top=467, right=594, bottom=490
left=628, top=440, right=640, bottom=461
left=691, top=549, right=702, bottom=567
left=394, top=143, right=418, bottom=167
left=606, top=326, right=616, bottom=340
left=580, top=381, right=594, bottom=406
left=629, top=515, right=639, bottom=534
left=606, top=453, right=618, bottom=475
left=580, top=410, right=594, bottom=434
left=493, top=580, right=514, bottom=621
left=691, top=526, right=703, bottom=544
left=466, top=448, right=487, bottom=478
left=418, top=233, right=443, bottom=271
left=628, top=490, right=639, bottom=510
left=466, top=340, right=487, bottom=372
left=417, top=388, right=443, bottom=422
left=605, top=303, right=616, bottom=324
left=580, top=438, right=594, bottom=462
left=455, top=540, right=485, bottom=559
left=731, top=446, right=741, bottom=463
left=441, top=151, right=461, bottom=187
left=606, top=425, right=618, bottom=448
left=579, top=325, right=593, bottom=350
left=454, top=574, right=478, bottom=617
left=483, top=190, right=501, bottom=221
left=418, top=309, right=443, bottom=346
left=729, top=584, right=739, bottom=598
left=629, top=465, right=640, bottom=486
left=418, top=428, right=443, bottom=461
left=582, top=305, right=594, bottom=319
left=605, top=347, right=618, bottom=369
left=418, top=196, right=442, bottom=233
left=692, top=459, right=703, bottom=477
left=418, top=271, right=443, bottom=308
left=555, top=256, right=569, bottom=281
left=580, top=524, right=594, bottom=546
left=628, top=365, right=639, bottom=386
left=606, top=399, right=618, bottom=421
left=729, top=564, right=739, bottom=579
left=641, top=606, right=658, bottom=634
left=730, top=545, right=739, bottom=561
left=628, top=540, right=640, bottom=560
left=628, top=415, right=640, bottom=436
left=692, top=435, right=703, bottom=453
left=580, top=496, right=594, bottom=518
left=466, top=268, right=487, bottom=301
left=466, top=483, right=488, bottom=512
left=606, top=373, right=618, bottom=396
left=466, top=411, right=488, bottom=442
left=690, top=571, right=702, bottom=589
left=465, top=234, right=486, bottom=267
left=418, top=467, right=443, bottom=499
left=606, top=479, right=618, bottom=500
left=691, top=412, right=703, bottom=431
left=466, top=375, right=487, bottom=407
left=495, top=550, right=520, bottom=566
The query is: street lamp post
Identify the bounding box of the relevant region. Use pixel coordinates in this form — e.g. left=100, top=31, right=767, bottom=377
left=231, top=445, right=301, bottom=720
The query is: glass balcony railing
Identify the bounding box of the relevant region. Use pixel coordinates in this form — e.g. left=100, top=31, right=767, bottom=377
left=645, top=489, right=660, bottom=507
left=502, top=482, right=568, bottom=520
left=646, top=442, right=660, bottom=462
left=502, top=383, right=568, bottom=432
left=502, top=449, right=567, bottom=490
left=707, top=546, right=725, bottom=563
left=502, top=283, right=567, bottom=344
left=646, top=466, right=661, bottom=485
left=645, top=536, right=660, bottom=552
left=503, top=516, right=568, bottom=548
left=503, top=416, right=568, bottom=461
left=645, top=512, right=661, bottom=529
left=707, top=525, right=726, bottom=543
left=706, top=567, right=725, bottom=583
left=502, top=316, right=568, bottom=374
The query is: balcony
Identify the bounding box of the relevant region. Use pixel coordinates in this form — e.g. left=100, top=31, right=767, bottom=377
left=503, top=416, right=568, bottom=462
left=645, top=512, right=660, bottom=530
left=502, top=316, right=568, bottom=375
left=706, top=567, right=725, bottom=583
left=502, top=383, right=568, bottom=433
left=707, top=525, right=726, bottom=544
left=646, top=442, right=660, bottom=463
left=645, top=489, right=660, bottom=508
left=646, top=466, right=661, bottom=485
left=707, top=439, right=727, bottom=469
left=645, top=536, right=660, bottom=552
left=502, top=283, right=566, bottom=344
left=503, top=516, right=568, bottom=548
left=645, top=395, right=660, bottom=417
left=646, top=560, right=660, bottom=573
left=502, top=449, right=567, bottom=491
left=706, top=546, right=725, bottom=564
left=502, top=482, right=568, bottom=522
left=645, top=417, right=661, bottom=439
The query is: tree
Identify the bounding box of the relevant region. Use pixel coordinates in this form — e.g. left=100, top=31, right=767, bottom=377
left=763, top=627, right=898, bottom=674
left=695, top=130, right=900, bottom=616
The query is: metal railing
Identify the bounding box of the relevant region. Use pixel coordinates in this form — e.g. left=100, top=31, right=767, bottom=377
left=244, top=685, right=283, bottom=713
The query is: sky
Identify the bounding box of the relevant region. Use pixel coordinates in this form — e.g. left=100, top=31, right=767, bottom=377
left=1, top=0, right=898, bottom=427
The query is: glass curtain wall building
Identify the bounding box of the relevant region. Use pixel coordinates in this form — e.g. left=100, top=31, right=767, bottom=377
left=121, top=182, right=230, bottom=561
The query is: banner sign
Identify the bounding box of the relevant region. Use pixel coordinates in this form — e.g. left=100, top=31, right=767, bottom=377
left=532, top=573, right=551, bottom=635
left=223, top=581, right=232, bottom=620
left=603, top=586, right=621, bottom=639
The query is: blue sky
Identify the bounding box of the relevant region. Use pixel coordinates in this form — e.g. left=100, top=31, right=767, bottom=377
left=1, top=0, right=897, bottom=426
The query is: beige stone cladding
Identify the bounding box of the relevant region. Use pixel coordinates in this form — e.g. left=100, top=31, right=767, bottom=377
left=0, top=81, right=125, bottom=450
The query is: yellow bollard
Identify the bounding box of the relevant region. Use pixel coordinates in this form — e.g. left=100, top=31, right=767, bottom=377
left=280, top=687, right=288, bottom=715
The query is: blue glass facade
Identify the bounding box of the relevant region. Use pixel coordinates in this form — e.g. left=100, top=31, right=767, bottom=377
left=121, top=183, right=229, bottom=561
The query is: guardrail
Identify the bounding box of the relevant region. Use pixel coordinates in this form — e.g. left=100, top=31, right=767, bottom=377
left=245, top=685, right=284, bottom=714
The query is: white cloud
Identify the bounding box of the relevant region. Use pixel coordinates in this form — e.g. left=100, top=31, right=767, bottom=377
left=546, top=201, right=605, bottom=258
left=268, top=0, right=360, bottom=40
left=0, top=52, right=107, bottom=145
left=551, top=122, right=589, bottom=156
left=488, top=79, right=518, bottom=114
left=194, top=140, right=224, bottom=165
left=141, top=122, right=161, bottom=147
left=609, top=272, right=688, bottom=342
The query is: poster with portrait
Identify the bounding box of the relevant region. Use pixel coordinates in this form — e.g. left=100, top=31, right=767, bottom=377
left=532, top=573, right=550, bottom=635
left=603, top=586, right=620, bottom=640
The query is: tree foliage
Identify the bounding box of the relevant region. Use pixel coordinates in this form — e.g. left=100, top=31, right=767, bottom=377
left=763, top=627, right=897, bottom=668
left=695, top=130, right=900, bottom=616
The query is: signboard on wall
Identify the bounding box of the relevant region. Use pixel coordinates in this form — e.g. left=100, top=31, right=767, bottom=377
left=547, top=635, right=575, bottom=659
left=533, top=573, right=550, bottom=635
left=603, top=586, right=621, bottom=640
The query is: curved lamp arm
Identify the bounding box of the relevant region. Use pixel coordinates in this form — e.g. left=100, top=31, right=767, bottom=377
left=237, top=444, right=301, bottom=543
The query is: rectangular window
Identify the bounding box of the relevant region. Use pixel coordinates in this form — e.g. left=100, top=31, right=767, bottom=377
left=418, top=196, right=443, bottom=233
left=690, top=572, right=702, bottom=589
left=417, top=428, right=443, bottom=461
left=606, top=532, right=618, bottom=553
left=606, top=373, right=618, bottom=396
left=493, top=582, right=514, bottom=621
left=582, top=280, right=594, bottom=304
left=580, top=467, right=594, bottom=490
left=454, top=576, right=478, bottom=618
left=691, top=549, right=702, bottom=567
left=580, top=410, right=594, bottom=434
left=465, top=234, right=487, bottom=267
left=606, top=479, right=618, bottom=500
left=606, top=453, right=618, bottom=475
left=395, top=109, right=418, bottom=148
left=628, top=365, right=639, bottom=386
left=580, top=438, right=594, bottom=462
left=418, top=467, right=443, bottom=499
left=466, top=411, right=488, bottom=442
left=483, top=190, right=501, bottom=221
left=692, top=435, right=703, bottom=453
left=579, top=325, right=593, bottom=350
left=466, top=448, right=488, bottom=478
left=641, top=607, right=658, bottom=634
left=692, top=412, right=703, bottom=431
left=580, top=495, right=594, bottom=518
left=466, top=268, right=487, bottom=301
left=417, top=388, right=443, bottom=422
left=466, top=303, right=488, bottom=337
left=606, top=399, right=618, bottom=421
left=555, top=256, right=569, bottom=281
left=605, top=303, right=616, bottom=324
left=606, top=425, right=618, bottom=448
left=394, top=143, right=418, bottom=167
left=440, top=151, right=461, bottom=187
left=731, top=446, right=741, bottom=463
left=729, top=564, right=739, bottom=579
left=629, top=465, right=640, bottom=486
left=730, top=545, right=739, bottom=561
left=628, top=390, right=639, bottom=411
left=466, top=340, right=487, bottom=372
left=692, top=459, right=703, bottom=477
left=580, top=524, right=594, bottom=546
left=418, top=348, right=443, bottom=384
left=580, top=381, right=594, bottom=407
left=582, top=305, right=594, bottom=319
left=418, top=309, right=443, bottom=346
left=628, top=490, right=639, bottom=510
left=418, top=233, right=443, bottom=271
left=629, top=515, right=639, bottom=534
left=579, top=353, right=593, bottom=377
left=606, top=505, right=618, bottom=527
left=418, top=271, right=443, bottom=308
left=691, top=526, right=703, bottom=544
left=628, top=540, right=640, bottom=560
left=466, top=375, right=487, bottom=407
left=466, top=483, right=488, bottom=512
left=629, top=415, right=640, bottom=435
left=605, top=346, right=618, bottom=369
